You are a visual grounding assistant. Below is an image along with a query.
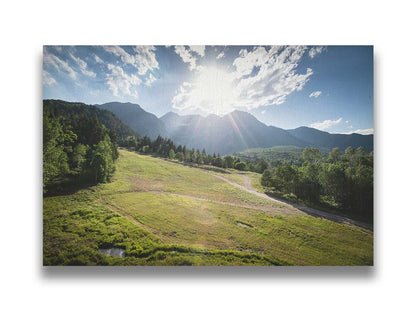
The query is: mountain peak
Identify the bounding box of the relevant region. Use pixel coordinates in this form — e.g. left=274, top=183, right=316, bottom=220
left=162, top=111, right=179, bottom=117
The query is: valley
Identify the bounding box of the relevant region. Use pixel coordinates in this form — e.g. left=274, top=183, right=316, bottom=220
left=43, top=149, right=373, bottom=266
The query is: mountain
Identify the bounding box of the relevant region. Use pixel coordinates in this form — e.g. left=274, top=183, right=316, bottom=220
left=161, top=110, right=373, bottom=154
left=56, top=99, right=373, bottom=154
left=288, top=126, right=373, bottom=152
left=161, top=110, right=307, bottom=155
left=97, top=102, right=167, bottom=139
left=43, top=99, right=139, bottom=140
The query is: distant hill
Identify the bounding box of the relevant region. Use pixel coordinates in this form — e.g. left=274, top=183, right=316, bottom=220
left=97, top=102, right=167, bottom=139
left=161, top=110, right=306, bottom=155
left=43, top=99, right=139, bottom=140
left=47, top=99, right=373, bottom=154
left=288, top=126, right=373, bottom=152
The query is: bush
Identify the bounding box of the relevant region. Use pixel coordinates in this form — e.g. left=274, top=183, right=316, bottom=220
left=234, top=162, right=247, bottom=171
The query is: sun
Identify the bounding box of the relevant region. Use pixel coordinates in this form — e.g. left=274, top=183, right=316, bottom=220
left=191, top=66, right=238, bottom=115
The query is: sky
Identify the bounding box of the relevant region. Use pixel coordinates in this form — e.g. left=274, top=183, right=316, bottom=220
left=43, top=45, right=373, bottom=134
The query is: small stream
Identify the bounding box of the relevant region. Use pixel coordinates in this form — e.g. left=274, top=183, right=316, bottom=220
left=98, top=248, right=126, bottom=257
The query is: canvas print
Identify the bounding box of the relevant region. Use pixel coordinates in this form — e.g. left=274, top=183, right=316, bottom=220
left=43, top=45, right=373, bottom=266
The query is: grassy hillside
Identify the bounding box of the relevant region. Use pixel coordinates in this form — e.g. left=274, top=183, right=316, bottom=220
left=43, top=149, right=373, bottom=266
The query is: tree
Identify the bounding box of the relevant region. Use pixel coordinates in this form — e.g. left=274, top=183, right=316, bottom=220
left=273, top=162, right=299, bottom=194
left=213, top=156, right=223, bottom=168
left=328, top=147, right=342, bottom=163
left=175, top=151, right=184, bottom=162
left=43, top=112, right=71, bottom=192
left=89, top=135, right=115, bottom=183
left=169, top=149, right=175, bottom=159
left=223, top=155, right=234, bottom=169
left=141, top=145, right=150, bottom=153
left=298, top=161, right=321, bottom=202
left=261, top=169, right=273, bottom=187
left=70, top=143, right=87, bottom=173
left=256, top=158, right=268, bottom=173
left=234, top=162, right=247, bottom=171
left=319, top=163, right=348, bottom=207
left=302, top=147, right=322, bottom=163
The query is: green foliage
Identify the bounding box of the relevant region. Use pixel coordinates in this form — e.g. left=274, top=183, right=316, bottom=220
left=43, top=99, right=139, bottom=141
left=261, top=169, right=273, bottom=187
left=70, top=143, right=87, bottom=173
left=175, top=151, right=184, bottom=162
left=43, top=105, right=119, bottom=194
left=273, top=162, right=299, bottom=194
left=328, top=147, right=342, bottom=163
left=261, top=146, right=373, bottom=221
left=301, top=147, right=322, bottom=163
left=233, top=145, right=309, bottom=166
left=223, top=155, right=235, bottom=168
left=234, top=162, right=247, bottom=171
left=43, top=112, right=70, bottom=191
left=89, top=135, right=116, bottom=183
left=169, top=149, right=175, bottom=159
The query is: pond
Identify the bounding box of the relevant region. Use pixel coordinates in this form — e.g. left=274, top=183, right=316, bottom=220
left=98, top=247, right=126, bottom=257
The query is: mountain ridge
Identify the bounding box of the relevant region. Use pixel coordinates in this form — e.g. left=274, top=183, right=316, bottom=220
left=96, top=102, right=167, bottom=139
left=48, top=100, right=373, bottom=154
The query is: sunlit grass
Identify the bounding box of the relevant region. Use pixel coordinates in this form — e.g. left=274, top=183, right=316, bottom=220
left=43, top=149, right=373, bottom=266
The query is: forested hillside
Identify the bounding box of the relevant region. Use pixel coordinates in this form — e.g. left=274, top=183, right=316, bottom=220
left=44, top=100, right=139, bottom=141
left=43, top=105, right=119, bottom=194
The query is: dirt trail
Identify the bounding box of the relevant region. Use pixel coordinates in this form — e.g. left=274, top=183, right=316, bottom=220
left=147, top=191, right=302, bottom=216
left=207, top=172, right=373, bottom=231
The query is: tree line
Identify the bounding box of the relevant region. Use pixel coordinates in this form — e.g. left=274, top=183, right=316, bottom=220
left=43, top=110, right=119, bottom=194
left=261, top=147, right=373, bottom=220
left=119, top=135, right=269, bottom=173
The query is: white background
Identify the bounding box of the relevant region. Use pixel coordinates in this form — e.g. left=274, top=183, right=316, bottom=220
left=1, top=0, right=415, bottom=311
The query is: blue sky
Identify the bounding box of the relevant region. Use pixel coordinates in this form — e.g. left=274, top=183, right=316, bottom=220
left=43, top=45, right=373, bottom=134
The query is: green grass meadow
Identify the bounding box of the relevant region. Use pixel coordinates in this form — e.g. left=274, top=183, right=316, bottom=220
left=43, top=149, right=373, bottom=266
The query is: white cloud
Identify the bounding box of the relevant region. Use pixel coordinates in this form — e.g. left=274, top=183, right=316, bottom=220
left=103, top=46, right=159, bottom=76
left=145, top=73, right=157, bottom=86
left=172, top=46, right=315, bottom=114
left=188, top=45, right=205, bottom=57
left=103, top=46, right=135, bottom=65
left=174, top=46, right=199, bottom=71
left=43, top=52, right=77, bottom=79
left=309, top=46, right=325, bottom=58
left=310, top=117, right=343, bottom=131
left=133, top=46, right=159, bottom=75
left=233, top=46, right=313, bottom=109
left=345, top=128, right=374, bottom=135
left=216, top=51, right=225, bottom=59
left=172, top=82, right=194, bottom=111
left=94, top=54, right=104, bottom=63
left=43, top=71, right=56, bottom=85
left=106, top=64, right=141, bottom=97
left=173, top=45, right=207, bottom=71
left=69, top=53, right=96, bottom=77
left=261, top=110, right=266, bottom=114
left=309, top=90, right=322, bottom=98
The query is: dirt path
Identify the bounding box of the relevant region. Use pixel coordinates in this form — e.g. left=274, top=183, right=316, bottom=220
left=147, top=191, right=302, bottom=216
left=207, top=172, right=373, bottom=231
